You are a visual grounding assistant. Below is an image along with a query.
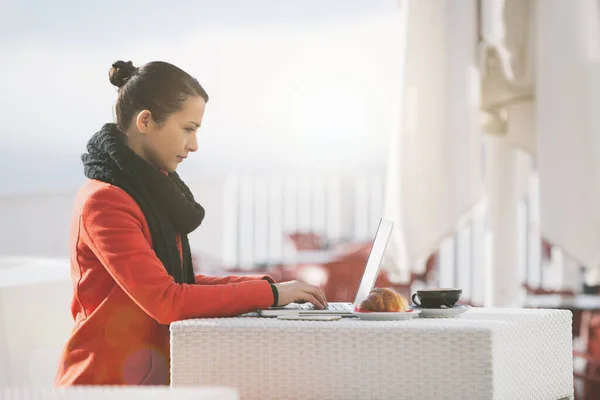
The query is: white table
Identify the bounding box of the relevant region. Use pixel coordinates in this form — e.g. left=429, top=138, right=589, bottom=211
left=170, top=308, right=574, bottom=400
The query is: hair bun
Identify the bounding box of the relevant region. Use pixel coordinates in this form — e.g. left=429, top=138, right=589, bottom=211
left=108, top=60, right=137, bottom=88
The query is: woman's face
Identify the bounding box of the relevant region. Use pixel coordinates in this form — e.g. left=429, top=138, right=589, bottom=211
left=134, top=96, right=206, bottom=172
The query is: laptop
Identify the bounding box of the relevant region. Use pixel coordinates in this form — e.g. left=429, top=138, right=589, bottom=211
left=258, top=218, right=394, bottom=317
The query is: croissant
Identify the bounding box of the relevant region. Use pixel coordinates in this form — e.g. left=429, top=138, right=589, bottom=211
left=359, top=288, right=409, bottom=312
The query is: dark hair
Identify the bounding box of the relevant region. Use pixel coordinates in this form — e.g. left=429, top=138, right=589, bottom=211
left=108, top=60, right=209, bottom=131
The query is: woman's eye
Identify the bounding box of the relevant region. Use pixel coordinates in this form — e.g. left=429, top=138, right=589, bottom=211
left=185, top=128, right=196, bottom=133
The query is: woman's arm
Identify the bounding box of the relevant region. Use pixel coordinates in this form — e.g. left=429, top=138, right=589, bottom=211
left=81, top=186, right=274, bottom=325
left=194, top=274, right=275, bottom=285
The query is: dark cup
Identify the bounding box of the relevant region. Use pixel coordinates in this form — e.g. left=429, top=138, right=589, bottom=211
left=411, top=288, right=462, bottom=309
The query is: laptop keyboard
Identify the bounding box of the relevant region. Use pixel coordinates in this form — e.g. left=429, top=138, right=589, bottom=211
left=297, top=303, right=350, bottom=311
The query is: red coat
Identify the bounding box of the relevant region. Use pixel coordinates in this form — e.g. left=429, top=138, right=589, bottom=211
left=55, top=179, right=274, bottom=386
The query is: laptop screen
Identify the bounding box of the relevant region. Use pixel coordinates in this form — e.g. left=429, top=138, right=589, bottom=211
left=352, top=218, right=394, bottom=307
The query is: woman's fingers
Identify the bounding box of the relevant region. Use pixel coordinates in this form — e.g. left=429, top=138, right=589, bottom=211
left=301, top=293, right=325, bottom=309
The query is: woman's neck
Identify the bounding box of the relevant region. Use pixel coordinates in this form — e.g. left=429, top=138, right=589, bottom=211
left=124, top=130, right=149, bottom=163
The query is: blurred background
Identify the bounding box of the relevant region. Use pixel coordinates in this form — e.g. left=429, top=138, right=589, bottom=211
left=2, top=0, right=600, bottom=397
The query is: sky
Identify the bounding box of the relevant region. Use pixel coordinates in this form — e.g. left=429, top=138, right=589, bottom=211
left=0, top=0, right=404, bottom=194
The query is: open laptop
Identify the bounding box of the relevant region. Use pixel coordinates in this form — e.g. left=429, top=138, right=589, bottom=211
left=258, top=218, right=394, bottom=317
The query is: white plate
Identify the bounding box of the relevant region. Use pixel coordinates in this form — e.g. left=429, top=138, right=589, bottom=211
left=351, top=310, right=420, bottom=321
left=412, top=305, right=470, bottom=318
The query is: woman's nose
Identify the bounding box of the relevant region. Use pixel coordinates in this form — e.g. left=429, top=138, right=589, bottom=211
left=187, top=132, right=199, bottom=152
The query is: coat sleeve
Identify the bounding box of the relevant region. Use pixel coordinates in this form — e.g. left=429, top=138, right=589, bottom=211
left=194, top=274, right=275, bottom=285
left=80, top=185, right=274, bottom=324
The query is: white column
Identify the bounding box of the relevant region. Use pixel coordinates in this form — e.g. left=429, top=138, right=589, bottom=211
left=485, top=135, right=521, bottom=307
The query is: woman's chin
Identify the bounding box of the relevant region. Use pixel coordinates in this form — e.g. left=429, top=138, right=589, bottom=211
left=157, top=163, right=177, bottom=173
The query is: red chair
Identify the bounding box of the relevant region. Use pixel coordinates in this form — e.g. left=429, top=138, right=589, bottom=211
left=317, top=242, right=412, bottom=302
left=574, top=311, right=600, bottom=399
left=287, top=232, right=326, bottom=251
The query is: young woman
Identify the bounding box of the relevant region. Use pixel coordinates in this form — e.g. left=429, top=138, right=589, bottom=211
left=54, top=60, right=327, bottom=386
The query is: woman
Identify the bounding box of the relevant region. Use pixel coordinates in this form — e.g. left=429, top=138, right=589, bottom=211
left=55, top=60, right=327, bottom=386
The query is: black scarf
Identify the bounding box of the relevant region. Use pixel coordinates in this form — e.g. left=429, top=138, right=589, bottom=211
left=81, top=123, right=204, bottom=284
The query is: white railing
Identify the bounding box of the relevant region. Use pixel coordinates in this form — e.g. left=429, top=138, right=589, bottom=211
left=220, top=170, right=385, bottom=267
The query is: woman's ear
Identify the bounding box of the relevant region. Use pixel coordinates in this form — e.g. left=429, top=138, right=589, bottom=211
left=135, top=110, right=153, bottom=134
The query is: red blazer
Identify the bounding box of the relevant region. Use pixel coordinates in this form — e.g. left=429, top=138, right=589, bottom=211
left=55, top=179, right=274, bottom=386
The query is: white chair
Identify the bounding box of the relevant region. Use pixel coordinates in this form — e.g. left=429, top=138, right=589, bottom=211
left=0, top=386, right=238, bottom=400
left=0, top=257, right=73, bottom=386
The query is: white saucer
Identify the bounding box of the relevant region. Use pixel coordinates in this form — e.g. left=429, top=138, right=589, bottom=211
left=411, top=305, right=470, bottom=318
left=351, top=310, right=421, bottom=321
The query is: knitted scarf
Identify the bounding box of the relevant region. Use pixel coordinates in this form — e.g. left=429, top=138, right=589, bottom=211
left=81, top=123, right=204, bottom=284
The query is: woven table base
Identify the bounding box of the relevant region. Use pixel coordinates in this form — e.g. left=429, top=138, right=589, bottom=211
left=171, top=308, right=573, bottom=400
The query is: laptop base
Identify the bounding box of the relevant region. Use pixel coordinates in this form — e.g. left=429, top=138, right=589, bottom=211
left=258, top=302, right=354, bottom=317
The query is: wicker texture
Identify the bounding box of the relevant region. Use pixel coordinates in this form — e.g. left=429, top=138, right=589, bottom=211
left=0, top=386, right=238, bottom=400
left=170, top=308, right=573, bottom=400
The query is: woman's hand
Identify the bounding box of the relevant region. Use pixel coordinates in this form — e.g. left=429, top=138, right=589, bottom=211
left=273, top=280, right=328, bottom=309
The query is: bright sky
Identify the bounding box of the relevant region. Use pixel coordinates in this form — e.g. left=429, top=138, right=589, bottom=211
left=0, top=0, right=404, bottom=194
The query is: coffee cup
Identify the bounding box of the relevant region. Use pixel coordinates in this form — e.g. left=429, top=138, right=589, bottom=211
left=411, top=288, right=462, bottom=309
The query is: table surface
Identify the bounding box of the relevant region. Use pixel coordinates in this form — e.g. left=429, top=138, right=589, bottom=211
left=172, top=307, right=572, bottom=331
left=524, top=294, right=600, bottom=311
